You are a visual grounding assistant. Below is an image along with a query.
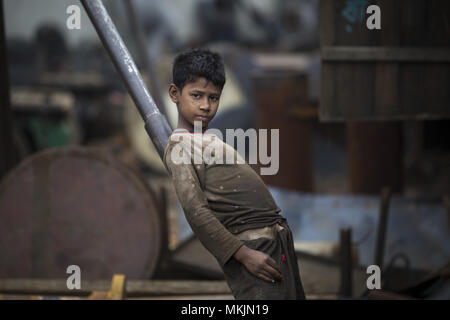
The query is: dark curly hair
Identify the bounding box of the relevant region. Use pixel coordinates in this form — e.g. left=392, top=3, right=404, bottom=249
left=172, top=48, right=226, bottom=92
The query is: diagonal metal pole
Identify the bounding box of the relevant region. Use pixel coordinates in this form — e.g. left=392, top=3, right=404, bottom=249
left=81, top=0, right=172, bottom=158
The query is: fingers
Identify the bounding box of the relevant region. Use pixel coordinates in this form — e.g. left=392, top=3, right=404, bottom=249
left=242, top=248, right=283, bottom=283
left=262, top=256, right=282, bottom=281
left=256, top=258, right=283, bottom=282
left=264, top=264, right=283, bottom=282
left=257, top=271, right=275, bottom=283
left=266, top=256, right=282, bottom=274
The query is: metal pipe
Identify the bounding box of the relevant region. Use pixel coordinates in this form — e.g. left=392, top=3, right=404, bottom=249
left=81, top=0, right=172, bottom=158
left=375, top=187, right=391, bottom=268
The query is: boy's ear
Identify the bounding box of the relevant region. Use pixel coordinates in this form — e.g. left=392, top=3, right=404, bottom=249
left=168, top=84, right=179, bottom=104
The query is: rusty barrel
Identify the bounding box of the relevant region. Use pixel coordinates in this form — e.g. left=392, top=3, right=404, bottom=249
left=0, top=147, right=163, bottom=280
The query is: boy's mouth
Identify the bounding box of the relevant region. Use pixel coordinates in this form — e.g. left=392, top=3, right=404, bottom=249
left=195, top=115, right=209, bottom=121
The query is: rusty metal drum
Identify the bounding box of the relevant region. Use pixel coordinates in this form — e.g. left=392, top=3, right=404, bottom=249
left=0, top=147, right=163, bottom=280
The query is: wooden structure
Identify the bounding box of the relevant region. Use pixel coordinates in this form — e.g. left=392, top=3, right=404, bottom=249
left=318, top=0, right=450, bottom=193
left=252, top=55, right=316, bottom=192
left=0, top=0, right=17, bottom=180
left=346, top=121, right=403, bottom=193
left=320, top=0, right=450, bottom=121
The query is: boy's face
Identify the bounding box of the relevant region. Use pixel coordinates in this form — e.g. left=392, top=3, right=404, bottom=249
left=169, top=77, right=222, bottom=131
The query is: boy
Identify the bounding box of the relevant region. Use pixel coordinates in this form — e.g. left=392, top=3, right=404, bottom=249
left=163, top=48, right=305, bottom=300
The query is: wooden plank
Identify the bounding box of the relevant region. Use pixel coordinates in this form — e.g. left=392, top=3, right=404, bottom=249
left=322, top=47, right=450, bottom=62
left=399, top=63, right=426, bottom=116
left=0, top=279, right=110, bottom=296
left=335, top=62, right=374, bottom=118
left=374, top=0, right=399, bottom=117
left=374, top=63, right=399, bottom=116
left=427, top=0, right=450, bottom=46
left=107, top=274, right=126, bottom=300
left=425, top=63, right=450, bottom=115
left=379, top=0, right=400, bottom=46
left=127, top=280, right=230, bottom=296
left=0, top=279, right=232, bottom=296
left=319, top=0, right=335, bottom=46
left=319, top=62, right=337, bottom=120
left=321, top=110, right=450, bottom=122
left=399, top=0, right=428, bottom=46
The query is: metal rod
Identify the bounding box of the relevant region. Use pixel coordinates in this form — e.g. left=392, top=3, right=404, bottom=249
left=375, top=187, right=391, bottom=268
left=339, top=228, right=352, bottom=297
left=123, top=0, right=169, bottom=120
left=81, top=0, right=171, bottom=158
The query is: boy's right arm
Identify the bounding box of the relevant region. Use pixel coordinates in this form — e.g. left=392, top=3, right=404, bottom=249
left=164, top=142, right=243, bottom=267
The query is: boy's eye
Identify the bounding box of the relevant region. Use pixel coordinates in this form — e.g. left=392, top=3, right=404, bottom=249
left=209, top=96, right=219, bottom=102
left=191, top=93, right=201, bottom=99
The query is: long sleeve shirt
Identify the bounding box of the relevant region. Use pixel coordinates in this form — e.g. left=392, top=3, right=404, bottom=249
left=163, top=130, right=285, bottom=266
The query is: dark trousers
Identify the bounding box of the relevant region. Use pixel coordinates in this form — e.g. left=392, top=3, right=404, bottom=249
left=222, top=224, right=306, bottom=300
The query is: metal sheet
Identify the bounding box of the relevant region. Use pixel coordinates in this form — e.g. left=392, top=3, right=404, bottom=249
left=176, top=187, right=450, bottom=271
left=0, top=147, right=162, bottom=280
left=268, top=187, right=450, bottom=271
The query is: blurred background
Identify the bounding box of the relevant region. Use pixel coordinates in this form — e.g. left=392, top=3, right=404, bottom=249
left=0, top=0, right=449, bottom=300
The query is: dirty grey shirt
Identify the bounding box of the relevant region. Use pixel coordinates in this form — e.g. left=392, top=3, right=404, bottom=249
left=163, top=131, right=285, bottom=266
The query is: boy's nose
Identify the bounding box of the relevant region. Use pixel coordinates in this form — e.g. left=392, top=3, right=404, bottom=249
left=199, top=103, right=210, bottom=112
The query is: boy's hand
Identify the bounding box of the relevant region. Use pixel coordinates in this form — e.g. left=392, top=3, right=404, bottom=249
left=233, top=245, right=283, bottom=283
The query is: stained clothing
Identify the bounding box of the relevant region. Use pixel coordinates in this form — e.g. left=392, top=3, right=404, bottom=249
left=163, top=130, right=286, bottom=266
left=224, top=222, right=306, bottom=300
left=163, top=130, right=305, bottom=299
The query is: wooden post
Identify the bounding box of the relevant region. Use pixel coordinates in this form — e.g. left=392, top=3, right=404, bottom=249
left=347, top=121, right=403, bottom=194
left=375, top=187, right=391, bottom=268
left=107, top=274, right=126, bottom=300
left=0, top=0, right=17, bottom=179
left=253, top=70, right=314, bottom=192
left=339, top=228, right=352, bottom=297
left=443, top=195, right=450, bottom=229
